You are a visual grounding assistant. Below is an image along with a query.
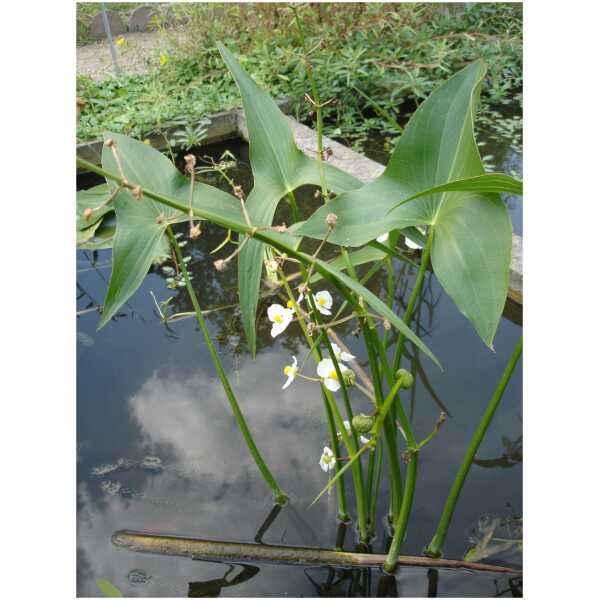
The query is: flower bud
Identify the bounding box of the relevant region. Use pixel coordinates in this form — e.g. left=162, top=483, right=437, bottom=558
left=265, top=259, right=279, bottom=273
left=184, top=154, right=196, bottom=173
left=352, top=414, right=376, bottom=434
left=105, top=138, right=115, bottom=148
left=214, top=259, right=227, bottom=272
left=83, top=207, right=94, bottom=221
left=189, top=223, right=201, bottom=239
left=232, top=185, right=245, bottom=201
left=395, top=368, right=415, bottom=389
left=342, top=369, right=356, bottom=387
left=325, top=213, right=338, bottom=229
left=131, top=185, right=143, bottom=200
left=383, top=319, right=391, bottom=331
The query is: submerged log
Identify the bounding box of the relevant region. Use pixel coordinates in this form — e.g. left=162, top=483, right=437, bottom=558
left=112, top=530, right=521, bottom=575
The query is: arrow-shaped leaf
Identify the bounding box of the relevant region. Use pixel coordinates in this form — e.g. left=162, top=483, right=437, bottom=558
left=217, top=43, right=362, bottom=356
left=98, top=132, right=246, bottom=328
left=299, top=61, right=514, bottom=348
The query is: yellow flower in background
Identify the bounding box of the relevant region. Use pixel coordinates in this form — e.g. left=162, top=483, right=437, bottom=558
left=159, top=54, right=169, bottom=66
left=143, top=139, right=151, bottom=145
left=115, top=36, right=125, bottom=47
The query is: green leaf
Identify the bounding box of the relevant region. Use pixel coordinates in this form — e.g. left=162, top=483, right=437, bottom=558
left=217, top=43, right=362, bottom=356
left=76, top=184, right=115, bottom=230
left=77, top=220, right=116, bottom=250
left=78, top=153, right=441, bottom=369
left=98, top=132, right=245, bottom=328
left=387, top=173, right=523, bottom=212
left=96, top=579, right=123, bottom=597
left=298, top=61, right=513, bottom=348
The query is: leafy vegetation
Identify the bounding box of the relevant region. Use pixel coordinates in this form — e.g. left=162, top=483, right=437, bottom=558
left=76, top=3, right=522, bottom=156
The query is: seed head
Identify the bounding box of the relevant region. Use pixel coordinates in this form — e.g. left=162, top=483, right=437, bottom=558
left=395, top=368, right=415, bottom=390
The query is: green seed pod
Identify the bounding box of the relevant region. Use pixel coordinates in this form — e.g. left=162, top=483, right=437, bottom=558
left=395, top=368, right=415, bottom=389
left=352, top=414, right=376, bottom=434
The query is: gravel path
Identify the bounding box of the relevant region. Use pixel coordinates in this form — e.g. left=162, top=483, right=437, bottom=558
left=77, top=31, right=175, bottom=80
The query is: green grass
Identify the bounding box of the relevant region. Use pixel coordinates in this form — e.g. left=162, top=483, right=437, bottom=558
left=76, top=3, right=522, bottom=154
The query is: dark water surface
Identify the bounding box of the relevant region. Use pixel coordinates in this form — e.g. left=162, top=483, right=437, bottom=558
left=77, top=142, right=522, bottom=597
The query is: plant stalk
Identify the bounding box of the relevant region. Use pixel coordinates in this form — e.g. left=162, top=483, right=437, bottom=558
left=424, top=335, right=523, bottom=558
left=166, top=226, right=287, bottom=505
left=392, top=227, right=434, bottom=373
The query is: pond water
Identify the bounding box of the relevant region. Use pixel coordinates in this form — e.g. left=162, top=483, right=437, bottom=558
left=77, top=140, right=522, bottom=597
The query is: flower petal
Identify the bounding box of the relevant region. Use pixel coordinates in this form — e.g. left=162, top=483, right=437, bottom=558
left=405, top=236, right=422, bottom=250
left=317, top=358, right=334, bottom=378
left=377, top=232, right=389, bottom=243
left=271, top=321, right=287, bottom=338
left=267, top=304, right=284, bottom=322
left=315, top=290, right=333, bottom=308
left=324, top=377, right=341, bottom=392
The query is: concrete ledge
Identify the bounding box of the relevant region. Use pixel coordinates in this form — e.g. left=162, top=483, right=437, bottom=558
left=76, top=97, right=295, bottom=171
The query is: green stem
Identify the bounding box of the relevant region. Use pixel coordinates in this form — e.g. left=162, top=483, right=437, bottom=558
left=424, top=335, right=523, bottom=558
left=286, top=191, right=301, bottom=224
left=368, top=443, right=383, bottom=536
left=292, top=6, right=328, bottom=200
left=166, top=226, right=287, bottom=505
left=384, top=454, right=418, bottom=572
left=279, top=272, right=350, bottom=523
left=392, top=228, right=434, bottom=373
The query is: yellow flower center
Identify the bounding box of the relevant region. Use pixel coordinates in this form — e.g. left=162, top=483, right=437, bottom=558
left=323, top=453, right=333, bottom=464
left=274, top=314, right=283, bottom=324
left=287, top=300, right=294, bottom=309
left=284, top=365, right=294, bottom=376
left=328, top=370, right=338, bottom=380
left=318, top=297, right=327, bottom=306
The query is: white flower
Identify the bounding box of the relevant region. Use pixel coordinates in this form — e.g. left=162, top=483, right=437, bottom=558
left=330, top=342, right=355, bottom=363
left=282, top=356, right=298, bottom=390
left=376, top=232, right=389, bottom=244
left=313, top=290, right=333, bottom=316
left=317, top=358, right=349, bottom=392
left=359, top=435, right=371, bottom=445
left=404, top=226, right=425, bottom=250
left=337, top=420, right=352, bottom=439
left=267, top=304, right=294, bottom=338
left=404, top=236, right=422, bottom=250
left=319, top=446, right=336, bottom=472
